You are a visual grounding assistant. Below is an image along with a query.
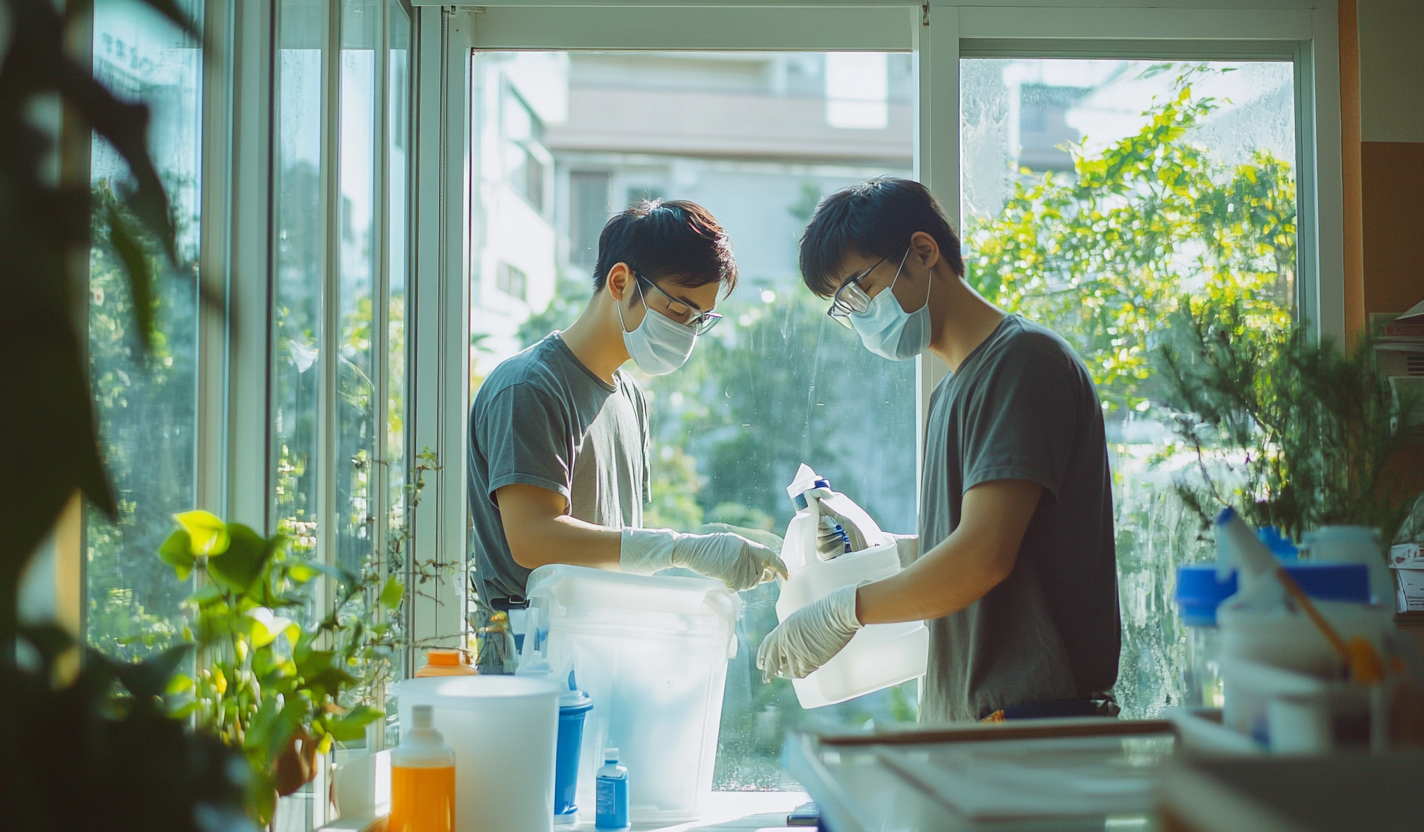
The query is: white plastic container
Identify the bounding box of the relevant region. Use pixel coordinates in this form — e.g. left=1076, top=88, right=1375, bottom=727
left=776, top=466, right=928, bottom=709
left=1218, top=599, right=1393, bottom=677
left=396, top=675, right=563, bottom=832
left=526, top=564, right=739, bottom=825
left=1307, top=525, right=1391, bottom=606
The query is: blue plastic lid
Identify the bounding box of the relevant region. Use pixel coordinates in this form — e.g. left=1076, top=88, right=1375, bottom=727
left=791, top=478, right=834, bottom=510
left=1257, top=527, right=1298, bottom=560
left=1175, top=562, right=1371, bottom=626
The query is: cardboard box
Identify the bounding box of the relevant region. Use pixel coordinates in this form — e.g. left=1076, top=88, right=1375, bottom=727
left=1391, top=544, right=1424, bottom=613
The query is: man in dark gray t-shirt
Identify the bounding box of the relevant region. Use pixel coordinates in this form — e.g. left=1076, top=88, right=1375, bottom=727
left=759, top=178, right=1120, bottom=721
left=469, top=333, right=650, bottom=604
left=467, top=200, right=786, bottom=621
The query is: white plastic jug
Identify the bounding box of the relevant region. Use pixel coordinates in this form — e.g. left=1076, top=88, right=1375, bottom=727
left=525, top=564, right=738, bottom=825
left=776, top=465, right=928, bottom=709
left=395, top=675, right=563, bottom=832
left=1307, top=525, right=1392, bottom=607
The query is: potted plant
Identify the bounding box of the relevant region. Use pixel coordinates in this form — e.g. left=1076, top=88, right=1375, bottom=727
left=155, top=511, right=403, bottom=825
left=1154, top=296, right=1422, bottom=549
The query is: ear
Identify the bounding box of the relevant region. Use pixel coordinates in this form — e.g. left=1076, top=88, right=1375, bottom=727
left=606, top=263, right=633, bottom=303
left=909, top=231, right=941, bottom=272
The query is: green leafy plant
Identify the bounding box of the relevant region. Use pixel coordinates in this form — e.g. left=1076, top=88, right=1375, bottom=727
left=157, top=511, right=402, bottom=825
left=1155, top=296, right=1423, bottom=546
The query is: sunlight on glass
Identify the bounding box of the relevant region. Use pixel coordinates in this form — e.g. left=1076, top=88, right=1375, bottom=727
left=825, top=52, right=889, bottom=129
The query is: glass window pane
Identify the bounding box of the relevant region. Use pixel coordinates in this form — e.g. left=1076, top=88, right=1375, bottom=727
left=338, top=0, right=379, bottom=579
left=469, top=51, right=918, bottom=791
left=960, top=59, right=1297, bottom=717
left=273, top=0, right=326, bottom=595
left=86, top=0, right=204, bottom=661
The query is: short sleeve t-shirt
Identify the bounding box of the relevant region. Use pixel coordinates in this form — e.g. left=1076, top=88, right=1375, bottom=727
left=467, top=334, right=650, bottom=603
left=918, top=315, right=1120, bottom=723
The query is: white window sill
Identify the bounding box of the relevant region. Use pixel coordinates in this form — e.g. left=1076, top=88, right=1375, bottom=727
left=321, top=791, right=811, bottom=832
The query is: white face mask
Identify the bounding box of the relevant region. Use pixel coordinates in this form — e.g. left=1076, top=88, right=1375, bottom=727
left=617, top=280, right=698, bottom=376
left=849, top=248, right=932, bottom=361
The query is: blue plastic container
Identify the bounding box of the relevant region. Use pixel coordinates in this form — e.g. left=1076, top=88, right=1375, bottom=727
left=1174, top=561, right=1371, bottom=708
left=1175, top=562, right=1372, bottom=625
left=554, top=687, right=593, bottom=823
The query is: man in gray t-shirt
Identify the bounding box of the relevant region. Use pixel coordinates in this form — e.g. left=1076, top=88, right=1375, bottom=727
left=759, top=178, right=1120, bottom=721
left=469, top=334, right=650, bottom=604
left=467, top=200, right=786, bottom=617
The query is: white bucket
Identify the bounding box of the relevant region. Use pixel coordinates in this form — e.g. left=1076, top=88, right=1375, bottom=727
left=526, top=565, right=738, bottom=825
left=395, top=675, right=563, bottom=832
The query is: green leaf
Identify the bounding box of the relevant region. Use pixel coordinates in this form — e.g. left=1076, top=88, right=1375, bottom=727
left=166, top=672, right=194, bottom=695
left=249, top=608, right=296, bottom=649
left=184, top=583, right=222, bottom=606
left=158, top=529, right=196, bottom=580
left=324, top=705, right=385, bottom=742
left=287, top=558, right=354, bottom=587
left=17, top=625, right=74, bottom=666
left=110, top=643, right=193, bottom=704
left=105, top=201, right=155, bottom=351
left=379, top=576, right=405, bottom=610
left=175, top=509, right=229, bottom=555
left=207, top=523, right=276, bottom=593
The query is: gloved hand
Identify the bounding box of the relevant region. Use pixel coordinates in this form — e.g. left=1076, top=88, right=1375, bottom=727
left=756, top=583, right=863, bottom=681
left=620, top=528, right=787, bottom=591
left=813, top=500, right=872, bottom=555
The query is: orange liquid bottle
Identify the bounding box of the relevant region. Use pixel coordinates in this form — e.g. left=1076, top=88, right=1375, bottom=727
left=389, top=705, right=456, bottom=832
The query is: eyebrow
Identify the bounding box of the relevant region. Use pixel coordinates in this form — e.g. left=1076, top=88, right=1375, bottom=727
left=644, top=274, right=709, bottom=314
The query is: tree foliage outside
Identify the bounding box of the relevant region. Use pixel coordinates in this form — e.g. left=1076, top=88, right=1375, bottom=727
left=86, top=179, right=199, bottom=663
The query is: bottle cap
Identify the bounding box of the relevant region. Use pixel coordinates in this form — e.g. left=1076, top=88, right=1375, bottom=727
left=412, top=704, right=434, bottom=730
left=427, top=649, right=463, bottom=667
left=603, top=747, right=619, bottom=762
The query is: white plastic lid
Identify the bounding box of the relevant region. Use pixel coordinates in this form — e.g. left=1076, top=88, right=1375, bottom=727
left=412, top=704, right=433, bottom=730
left=603, top=747, right=619, bottom=762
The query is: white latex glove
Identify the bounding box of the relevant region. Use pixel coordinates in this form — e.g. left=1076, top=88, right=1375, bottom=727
left=756, top=583, right=863, bottom=681
left=814, top=501, right=872, bottom=554
left=620, top=528, right=787, bottom=591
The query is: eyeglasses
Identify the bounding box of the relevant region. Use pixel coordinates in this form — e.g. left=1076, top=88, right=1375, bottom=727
left=633, top=271, right=723, bottom=335
left=826, top=243, right=910, bottom=328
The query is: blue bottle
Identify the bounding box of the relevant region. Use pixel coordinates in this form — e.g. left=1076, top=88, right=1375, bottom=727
left=594, top=747, right=630, bottom=831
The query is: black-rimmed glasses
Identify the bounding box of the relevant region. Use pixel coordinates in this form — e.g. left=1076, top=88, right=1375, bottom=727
left=826, top=243, right=909, bottom=328
left=633, top=271, right=723, bottom=335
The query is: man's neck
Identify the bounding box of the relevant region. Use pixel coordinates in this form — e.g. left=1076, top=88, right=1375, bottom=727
left=925, top=266, right=1007, bottom=373
left=560, top=290, right=630, bottom=384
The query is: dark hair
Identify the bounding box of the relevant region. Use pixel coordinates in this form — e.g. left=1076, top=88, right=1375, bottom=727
left=798, top=177, right=965, bottom=297
left=592, top=199, right=738, bottom=300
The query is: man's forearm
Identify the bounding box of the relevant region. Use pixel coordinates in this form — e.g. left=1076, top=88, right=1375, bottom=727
left=507, top=514, right=623, bottom=571
left=855, top=532, right=1012, bottom=624
left=853, top=479, right=1041, bottom=625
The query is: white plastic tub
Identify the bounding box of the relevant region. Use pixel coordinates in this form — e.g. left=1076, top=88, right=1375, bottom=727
left=395, top=675, right=563, bottom=832
left=526, top=565, right=739, bottom=825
